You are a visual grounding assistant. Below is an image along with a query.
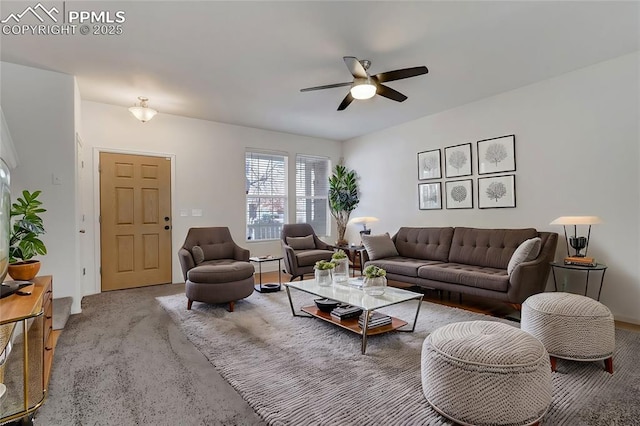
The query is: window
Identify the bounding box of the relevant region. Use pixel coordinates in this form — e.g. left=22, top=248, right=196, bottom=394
left=295, top=155, right=330, bottom=236
left=245, top=151, right=287, bottom=241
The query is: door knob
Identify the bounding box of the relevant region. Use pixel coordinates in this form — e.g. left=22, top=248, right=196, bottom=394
left=164, top=216, right=170, bottom=221
left=164, top=225, right=170, bottom=230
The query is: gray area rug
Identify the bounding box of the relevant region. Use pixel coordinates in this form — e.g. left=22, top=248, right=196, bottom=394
left=158, top=290, right=640, bottom=426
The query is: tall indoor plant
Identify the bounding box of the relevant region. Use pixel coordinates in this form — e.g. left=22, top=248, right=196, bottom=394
left=8, top=190, right=47, bottom=280
left=328, top=165, right=359, bottom=246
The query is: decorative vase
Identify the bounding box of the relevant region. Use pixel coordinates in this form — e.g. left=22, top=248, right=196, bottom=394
left=315, top=268, right=333, bottom=287
left=7, top=260, right=41, bottom=281
left=363, top=276, right=387, bottom=296
left=332, top=258, right=349, bottom=284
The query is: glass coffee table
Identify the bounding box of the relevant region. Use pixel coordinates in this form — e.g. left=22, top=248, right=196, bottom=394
left=284, top=279, right=423, bottom=354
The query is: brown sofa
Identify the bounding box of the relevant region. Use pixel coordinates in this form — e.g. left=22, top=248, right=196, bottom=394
left=364, top=227, right=558, bottom=304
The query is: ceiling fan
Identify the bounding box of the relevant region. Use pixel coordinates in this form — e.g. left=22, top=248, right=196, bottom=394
left=300, top=56, right=428, bottom=111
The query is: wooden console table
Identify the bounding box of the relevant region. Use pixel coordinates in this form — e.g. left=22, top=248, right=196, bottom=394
left=0, top=275, right=55, bottom=424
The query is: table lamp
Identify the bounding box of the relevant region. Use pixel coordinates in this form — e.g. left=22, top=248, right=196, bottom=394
left=349, top=216, right=379, bottom=237
left=550, top=216, right=602, bottom=258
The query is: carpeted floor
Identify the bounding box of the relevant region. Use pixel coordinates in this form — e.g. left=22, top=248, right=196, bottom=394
left=35, top=283, right=264, bottom=426
left=158, top=289, right=640, bottom=426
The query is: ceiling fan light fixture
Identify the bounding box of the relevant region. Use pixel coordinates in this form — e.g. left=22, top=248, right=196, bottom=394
left=350, top=77, right=376, bottom=100
left=129, top=96, right=158, bottom=122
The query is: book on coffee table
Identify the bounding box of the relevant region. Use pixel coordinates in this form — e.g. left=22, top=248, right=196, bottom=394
left=330, top=305, right=363, bottom=320
left=358, top=311, right=392, bottom=329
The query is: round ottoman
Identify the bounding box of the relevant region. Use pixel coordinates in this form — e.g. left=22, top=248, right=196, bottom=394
left=421, top=321, right=552, bottom=426
left=521, top=292, right=615, bottom=374
left=186, top=261, right=255, bottom=312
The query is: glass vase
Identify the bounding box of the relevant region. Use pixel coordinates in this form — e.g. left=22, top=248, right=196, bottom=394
left=332, top=258, right=349, bottom=284
left=363, top=276, right=387, bottom=296
left=315, top=268, right=333, bottom=287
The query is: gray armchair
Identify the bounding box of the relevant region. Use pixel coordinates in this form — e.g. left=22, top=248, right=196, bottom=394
left=178, top=227, right=254, bottom=312
left=281, top=223, right=334, bottom=281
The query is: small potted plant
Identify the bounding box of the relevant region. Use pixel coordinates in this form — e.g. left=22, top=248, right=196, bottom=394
left=363, top=265, right=387, bottom=296
left=331, top=249, right=349, bottom=283
left=314, top=260, right=335, bottom=287
left=8, top=190, right=47, bottom=281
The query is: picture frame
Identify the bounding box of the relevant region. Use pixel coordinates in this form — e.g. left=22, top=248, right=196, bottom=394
left=477, top=134, right=516, bottom=175
left=418, top=182, right=442, bottom=210
left=444, top=143, right=472, bottom=178
left=417, top=149, right=442, bottom=180
left=478, top=175, right=516, bottom=209
left=445, top=179, right=473, bottom=209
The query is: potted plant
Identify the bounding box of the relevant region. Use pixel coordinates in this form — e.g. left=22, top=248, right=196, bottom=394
left=328, top=165, right=359, bottom=246
left=8, top=190, right=46, bottom=281
left=363, top=265, right=387, bottom=296
left=331, top=249, right=349, bottom=283
left=314, top=260, right=335, bottom=287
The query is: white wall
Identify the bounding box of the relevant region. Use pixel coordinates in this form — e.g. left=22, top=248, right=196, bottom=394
left=81, top=101, right=342, bottom=295
left=343, top=52, right=640, bottom=324
left=0, top=62, right=78, bottom=311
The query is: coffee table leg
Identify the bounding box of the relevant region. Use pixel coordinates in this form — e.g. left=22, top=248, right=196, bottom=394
left=361, top=310, right=370, bottom=354
left=284, top=286, right=311, bottom=318
left=397, top=296, right=424, bottom=332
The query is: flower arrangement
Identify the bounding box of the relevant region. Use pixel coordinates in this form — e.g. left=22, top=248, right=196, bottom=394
left=314, top=260, right=335, bottom=270
left=363, top=265, right=386, bottom=278
left=331, top=249, right=348, bottom=261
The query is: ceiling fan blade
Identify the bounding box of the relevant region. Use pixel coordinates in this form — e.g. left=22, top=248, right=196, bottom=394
left=377, top=84, right=408, bottom=102
left=375, top=66, right=428, bottom=83
left=300, top=82, right=352, bottom=92
left=343, top=56, right=367, bottom=78
left=337, top=92, right=355, bottom=111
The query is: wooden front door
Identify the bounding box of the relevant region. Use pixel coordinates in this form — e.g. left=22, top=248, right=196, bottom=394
left=100, top=152, right=172, bottom=291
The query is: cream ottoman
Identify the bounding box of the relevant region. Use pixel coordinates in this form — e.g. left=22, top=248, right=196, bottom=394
left=421, top=321, right=552, bottom=426
left=521, top=292, right=615, bottom=374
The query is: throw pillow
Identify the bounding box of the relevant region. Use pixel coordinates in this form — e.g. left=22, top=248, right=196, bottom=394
left=286, top=235, right=316, bottom=250
left=507, top=237, right=542, bottom=275
left=192, top=245, right=205, bottom=264
left=361, top=233, right=399, bottom=261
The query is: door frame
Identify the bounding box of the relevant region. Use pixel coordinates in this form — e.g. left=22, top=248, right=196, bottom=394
left=92, top=147, right=177, bottom=295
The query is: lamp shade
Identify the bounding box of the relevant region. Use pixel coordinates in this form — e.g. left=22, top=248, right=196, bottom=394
left=550, top=216, right=602, bottom=225
left=129, top=97, right=158, bottom=123
left=349, top=216, right=379, bottom=225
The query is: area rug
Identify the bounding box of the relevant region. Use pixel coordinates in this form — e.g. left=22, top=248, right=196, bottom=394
left=157, top=290, right=640, bottom=426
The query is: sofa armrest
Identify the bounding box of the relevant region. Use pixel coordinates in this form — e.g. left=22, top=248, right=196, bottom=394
left=178, top=248, right=195, bottom=281
left=281, top=242, right=298, bottom=274
left=233, top=245, right=250, bottom=262
left=507, top=232, right=558, bottom=303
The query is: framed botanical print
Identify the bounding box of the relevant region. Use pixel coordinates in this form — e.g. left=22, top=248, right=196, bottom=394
left=418, top=182, right=442, bottom=210
left=444, top=143, right=472, bottom=178
left=477, top=135, right=516, bottom=175
left=445, top=179, right=473, bottom=209
left=417, top=149, right=442, bottom=180
left=478, top=175, right=516, bottom=208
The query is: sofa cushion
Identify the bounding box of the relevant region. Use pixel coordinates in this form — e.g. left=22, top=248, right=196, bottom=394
left=200, top=242, right=235, bottom=261
left=362, top=233, right=399, bottom=260
left=295, top=249, right=333, bottom=267
left=507, top=237, right=542, bottom=275
left=367, top=258, right=443, bottom=277
left=192, top=246, right=205, bottom=264
left=393, top=227, right=454, bottom=262
left=286, top=235, right=316, bottom=250
left=448, top=227, right=538, bottom=269
left=418, top=263, right=510, bottom=292
left=187, top=259, right=254, bottom=283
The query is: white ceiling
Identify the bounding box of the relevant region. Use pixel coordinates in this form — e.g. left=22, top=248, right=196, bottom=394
left=1, top=1, right=638, bottom=141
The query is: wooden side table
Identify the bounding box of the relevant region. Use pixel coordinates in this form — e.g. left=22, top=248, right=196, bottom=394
left=550, top=262, right=608, bottom=301
left=250, top=256, right=283, bottom=293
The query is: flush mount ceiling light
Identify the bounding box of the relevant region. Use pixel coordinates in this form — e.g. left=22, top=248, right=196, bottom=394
left=350, top=77, right=377, bottom=100
left=128, top=96, right=157, bottom=123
